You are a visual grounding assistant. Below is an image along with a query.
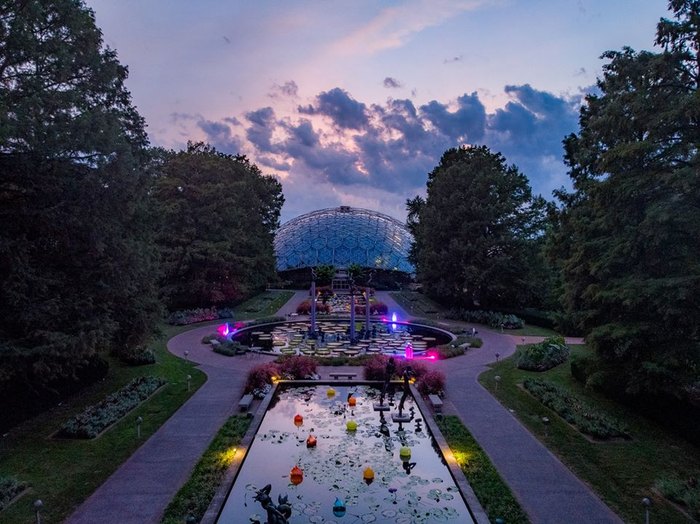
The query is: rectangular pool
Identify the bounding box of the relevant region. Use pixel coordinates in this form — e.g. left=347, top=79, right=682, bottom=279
left=217, top=384, right=475, bottom=523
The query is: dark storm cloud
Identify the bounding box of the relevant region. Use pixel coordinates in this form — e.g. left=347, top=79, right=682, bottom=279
left=196, top=119, right=242, bottom=154
left=244, top=106, right=278, bottom=153
left=298, top=87, right=369, bottom=130
left=383, top=77, right=403, bottom=88
left=420, top=92, right=486, bottom=142
left=219, top=84, right=581, bottom=200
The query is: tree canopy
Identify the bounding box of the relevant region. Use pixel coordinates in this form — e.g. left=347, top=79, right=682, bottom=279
left=548, top=0, right=700, bottom=397
left=408, top=145, right=548, bottom=309
left=0, top=0, right=160, bottom=422
left=154, top=142, right=284, bottom=310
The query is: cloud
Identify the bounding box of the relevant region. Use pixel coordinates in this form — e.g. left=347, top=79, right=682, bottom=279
left=383, top=77, right=403, bottom=88
left=420, top=92, right=486, bottom=142
left=298, top=87, right=369, bottom=130
left=180, top=83, right=580, bottom=221
left=330, top=0, right=491, bottom=55
left=269, top=80, right=299, bottom=99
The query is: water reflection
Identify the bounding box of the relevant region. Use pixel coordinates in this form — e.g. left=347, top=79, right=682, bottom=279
left=217, top=385, right=473, bottom=524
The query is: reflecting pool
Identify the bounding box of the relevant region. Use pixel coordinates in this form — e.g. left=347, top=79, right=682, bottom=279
left=217, top=384, right=474, bottom=524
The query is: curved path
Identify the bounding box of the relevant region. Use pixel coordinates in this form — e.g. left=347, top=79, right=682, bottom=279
left=67, top=292, right=620, bottom=524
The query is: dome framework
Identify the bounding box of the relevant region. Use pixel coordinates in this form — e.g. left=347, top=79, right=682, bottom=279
left=274, top=206, right=414, bottom=273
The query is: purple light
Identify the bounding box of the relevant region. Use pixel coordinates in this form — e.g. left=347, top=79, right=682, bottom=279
left=404, top=343, right=414, bottom=360
left=217, top=323, right=230, bottom=336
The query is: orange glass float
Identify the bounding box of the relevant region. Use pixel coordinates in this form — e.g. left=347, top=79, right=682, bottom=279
left=293, top=414, right=303, bottom=427
left=348, top=396, right=357, bottom=407
left=306, top=434, right=317, bottom=448
left=363, top=466, right=375, bottom=485
left=290, top=465, right=304, bottom=485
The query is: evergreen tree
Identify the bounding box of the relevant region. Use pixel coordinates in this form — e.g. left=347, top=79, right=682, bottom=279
left=154, top=143, right=283, bottom=310
left=549, top=0, right=700, bottom=397
left=0, top=0, right=160, bottom=422
left=408, top=146, right=548, bottom=308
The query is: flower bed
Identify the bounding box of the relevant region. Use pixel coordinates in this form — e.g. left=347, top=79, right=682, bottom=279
left=58, top=376, right=166, bottom=439
left=523, top=378, right=630, bottom=440
left=0, top=476, right=27, bottom=512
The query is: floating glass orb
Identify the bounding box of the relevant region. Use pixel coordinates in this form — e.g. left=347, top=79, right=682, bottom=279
left=290, top=465, right=304, bottom=485
left=346, top=420, right=357, bottom=431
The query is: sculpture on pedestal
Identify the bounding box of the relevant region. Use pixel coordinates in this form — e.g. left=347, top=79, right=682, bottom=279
left=252, top=484, right=291, bottom=524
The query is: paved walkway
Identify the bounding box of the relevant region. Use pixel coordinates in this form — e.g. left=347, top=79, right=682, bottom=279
left=67, top=291, right=620, bottom=523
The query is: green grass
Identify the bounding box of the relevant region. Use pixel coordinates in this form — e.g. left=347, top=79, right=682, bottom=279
left=0, top=290, right=294, bottom=523
left=479, top=345, right=700, bottom=523
left=161, top=415, right=251, bottom=524
left=0, top=323, right=206, bottom=523
left=438, top=416, right=529, bottom=523
left=231, top=290, right=294, bottom=318
left=390, top=291, right=447, bottom=319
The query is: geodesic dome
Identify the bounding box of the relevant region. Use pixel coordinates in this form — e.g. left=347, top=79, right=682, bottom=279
left=274, top=206, right=415, bottom=273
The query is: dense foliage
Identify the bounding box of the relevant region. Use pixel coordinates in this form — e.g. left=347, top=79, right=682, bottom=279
left=523, top=379, right=629, bottom=440
left=407, top=146, right=549, bottom=309
left=547, top=1, right=700, bottom=399
left=517, top=336, right=570, bottom=371
left=58, top=376, right=166, bottom=438
left=446, top=309, right=524, bottom=329
left=0, top=0, right=160, bottom=425
left=154, top=142, right=283, bottom=310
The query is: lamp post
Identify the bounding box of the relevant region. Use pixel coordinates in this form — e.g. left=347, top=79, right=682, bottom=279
left=33, top=499, right=43, bottom=524
left=349, top=278, right=356, bottom=343
left=310, top=267, right=317, bottom=333
left=642, top=497, right=652, bottom=524
left=187, top=374, right=192, bottom=392
left=136, top=416, right=143, bottom=438
left=494, top=375, right=501, bottom=391
left=184, top=350, right=189, bottom=362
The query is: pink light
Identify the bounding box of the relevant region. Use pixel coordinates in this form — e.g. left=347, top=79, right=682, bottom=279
left=217, top=323, right=230, bottom=336
left=404, top=344, right=414, bottom=360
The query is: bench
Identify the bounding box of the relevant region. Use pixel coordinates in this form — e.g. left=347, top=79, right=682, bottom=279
left=428, top=394, right=443, bottom=413
left=238, top=394, right=254, bottom=412
left=329, top=372, right=357, bottom=380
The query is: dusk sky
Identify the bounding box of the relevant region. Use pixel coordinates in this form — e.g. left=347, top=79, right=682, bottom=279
left=85, top=0, right=666, bottom=223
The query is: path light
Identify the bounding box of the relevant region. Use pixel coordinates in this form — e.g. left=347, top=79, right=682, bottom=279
left=642, top=497, right=652, bottom=524
left=495, top=352, right=500, bottom=362
left=494, top=375, right=501, bottom=391
left=186, top=515, right=197, bottom=524
left=186, top=374, right=191, bottom=391
left=136, top=416, right=143, bottom=438
left=33, top=499, right=43, bottom=524
left=184, top=350, right=189, bottom=362
left=542, top=416, right=550, bottom=436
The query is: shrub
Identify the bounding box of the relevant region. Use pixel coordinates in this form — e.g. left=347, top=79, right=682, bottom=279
left=570, top=355, right=599, bottom=385
left=166, top=307, right=233, bottom=325
left=354, top=302, right=388, bottom=315
left=523, top=379, right=630, bottom=440
left=213, top=340, right=247, bottom=356
left=244, top=362, right=281, bottom=395
left=445, top=309, right=524, bottom=329
left=296, top=301, right=331, bottom=315
left=0, top=476, right=27, bottom=511
left=655, top=476, right=700, bottom=520
left=276, top=355, right=318, bottom=379
left=517, top=336, right=570, bottom=371
left=362, top=355, right=428, bottom=381
left=117, top=345, right=156, bottom=366
left=245, top=316, right=286, bottom=326
left=59, top=376, right=166, bottom=439
left=435, top=345, right=465, bottom=359
left=416, top=370, right=446, bottom=396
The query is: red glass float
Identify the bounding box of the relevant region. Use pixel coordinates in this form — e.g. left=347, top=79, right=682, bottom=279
left=290, top=465, right=304, bottom=485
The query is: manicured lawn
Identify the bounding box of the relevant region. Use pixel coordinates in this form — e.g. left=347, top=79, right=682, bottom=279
left=0, top=323, right=206, bottom=523
left=0, top=290, right=294, bottom=523
left=232, top=290, right=294, bottom=318
left=479, top=345, right=700, bottom=523
left=161, top=415, right=251, bottom=524
left=438, top=416, right=530, bottom=523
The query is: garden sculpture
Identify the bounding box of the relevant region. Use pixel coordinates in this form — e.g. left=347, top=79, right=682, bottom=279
left=252, top=484, right=291, bottom=524
left=397, top=366, right=414, bottom=418
left=380, top=357, right=396, bottom=405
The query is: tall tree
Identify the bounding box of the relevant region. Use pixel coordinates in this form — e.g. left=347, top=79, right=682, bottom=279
left=408, top=146, right=548, bottom=308
left=548, top=0, right=700, bottom=397
left=154, top=143, right=283, bottom=310
left=0, top=0, right=160, bottom=422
